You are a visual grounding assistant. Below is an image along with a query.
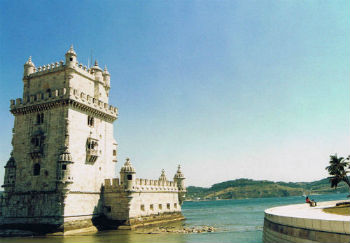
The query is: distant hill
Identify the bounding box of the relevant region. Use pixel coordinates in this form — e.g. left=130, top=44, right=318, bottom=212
left=186, top=178, right=349, bottom=200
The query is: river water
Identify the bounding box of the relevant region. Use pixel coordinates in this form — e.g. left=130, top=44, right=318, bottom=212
left=1, top=193, right=347, bottom=243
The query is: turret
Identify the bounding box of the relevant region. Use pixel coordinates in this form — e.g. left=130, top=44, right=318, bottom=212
left=91, top=60, right=103, bottom=82
left=174, top=165, right=186, bottom=204
left=23, top=56, right=35, bottom=76
left=103, top=65, right=111, bottom=89
left=120, top=158, right=136, bottom=191
left=65, top=45, right=77, bottom=68
left=159, top=169, right=167, bottom=182
left=2, top=153, right=16, bottom=193
left=56, top=147, right=74, bottom=193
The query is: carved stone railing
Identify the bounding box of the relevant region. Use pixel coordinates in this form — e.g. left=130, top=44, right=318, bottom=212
left=104, top=177, right=179, bottom=193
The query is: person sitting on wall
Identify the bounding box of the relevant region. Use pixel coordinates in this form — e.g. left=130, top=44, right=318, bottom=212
left=305, top=196, right=311, bottom=204
left=306, top=197, right=317, bottom=207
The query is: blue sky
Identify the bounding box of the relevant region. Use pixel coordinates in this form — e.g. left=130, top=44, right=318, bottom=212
left=0, top=1, right=349, bottom=187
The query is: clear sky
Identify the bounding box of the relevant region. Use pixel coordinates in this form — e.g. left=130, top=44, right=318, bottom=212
left=0, top=1, right=349, bottom=187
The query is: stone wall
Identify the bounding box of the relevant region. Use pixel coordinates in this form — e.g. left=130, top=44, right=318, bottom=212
left=104, top=177, right=182, bottom=223
left=264, top=218, right=350, bottom=243
left=68, top=107, right=116, bottom=193
left=12, top=105, right=66, bottom=193
left=0, top=192, right=62, bottom=225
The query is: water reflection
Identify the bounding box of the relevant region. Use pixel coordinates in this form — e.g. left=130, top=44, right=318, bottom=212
left=3, top=222, right=188, bottom=243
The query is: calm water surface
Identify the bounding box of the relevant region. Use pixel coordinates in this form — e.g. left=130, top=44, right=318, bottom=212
left=2, top=193, right=347, bottom=243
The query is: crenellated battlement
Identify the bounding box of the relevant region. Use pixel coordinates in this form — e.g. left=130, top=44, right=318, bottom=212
left=28, top=61, right=104, bottom=81
left=10, top=87, right=118, bottom=119
left=30, top=60, right=65, bottom=76
left=104, top=177, right=179, bottom=193
left=24, top=46, right=111, bottom=94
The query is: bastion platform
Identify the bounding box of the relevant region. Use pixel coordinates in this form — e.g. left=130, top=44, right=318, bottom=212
left=263, top=200, right=350, bottom=243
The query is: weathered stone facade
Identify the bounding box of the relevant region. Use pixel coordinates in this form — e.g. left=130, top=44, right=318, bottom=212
left=0, top=46, right=186, bottom=234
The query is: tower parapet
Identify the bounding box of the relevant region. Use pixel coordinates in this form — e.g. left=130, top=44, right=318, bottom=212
left=105, top=168, right=179, bottom=193
left=20, top=46, right=111, bottom=104
left=10, top=87, right=118, bottom=121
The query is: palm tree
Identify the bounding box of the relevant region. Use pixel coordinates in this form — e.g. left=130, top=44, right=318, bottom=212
left=326, top=154, right=350, bottom=195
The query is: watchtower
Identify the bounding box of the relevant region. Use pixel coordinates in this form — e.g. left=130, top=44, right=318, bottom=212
left=1, top=46, right=118, bottom=232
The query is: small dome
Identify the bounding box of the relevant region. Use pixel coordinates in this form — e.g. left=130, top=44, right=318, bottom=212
left=58, top=148, right=73, bottom=162
left=159, top=169, right=167, bottom=181
left=120, top=158, right=135, bottom=173
left=174, top=165, right=185, bottom=179
left=24, top=56, right=35, bottom=67
left=66, top=45, right=77, bottom=56
left=5, top=156, right=16, bottom=168
left=91, top=60, right=102, bottom=72
left=103, top=65, right=110, bottom=76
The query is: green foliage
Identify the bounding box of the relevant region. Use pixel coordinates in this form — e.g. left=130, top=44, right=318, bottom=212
left=186, top=178, right=348, bottom=200
left=326, top=154, right=350, bottom=189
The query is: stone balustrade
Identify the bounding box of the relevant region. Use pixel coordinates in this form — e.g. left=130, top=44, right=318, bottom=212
left=104, top=178, right=179, bottom=193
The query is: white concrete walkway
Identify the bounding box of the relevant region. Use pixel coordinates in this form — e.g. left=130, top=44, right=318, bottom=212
left=265, top=200, right=350, bottom=221
left=264, top=200, right=350, bottom=235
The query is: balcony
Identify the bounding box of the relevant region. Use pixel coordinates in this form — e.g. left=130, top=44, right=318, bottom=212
left=86, top=148, right=99, bottom=163
left=29, top=147, right=43, bottom=159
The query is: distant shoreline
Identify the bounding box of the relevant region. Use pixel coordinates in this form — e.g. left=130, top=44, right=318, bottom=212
left=185, top=178, right=348, bottom=201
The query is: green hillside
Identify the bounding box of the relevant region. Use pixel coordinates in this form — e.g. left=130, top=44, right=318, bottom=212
left=186, top=178, right=349, bottom=200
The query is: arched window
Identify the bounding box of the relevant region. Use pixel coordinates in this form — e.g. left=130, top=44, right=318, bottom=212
left=47, top=89, right=52, bottom=98
left=127, top=174, right=132, bottom=180
left=33, top=163, right=40, bottom=176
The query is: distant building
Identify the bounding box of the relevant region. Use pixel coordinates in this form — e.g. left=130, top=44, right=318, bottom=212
left=0, top=46, right=186, bottom=234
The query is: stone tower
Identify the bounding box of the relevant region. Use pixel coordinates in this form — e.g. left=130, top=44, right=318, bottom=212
left=0, top=46, right=118, bottom=233
left=173, top=165, right=186, bottom=204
